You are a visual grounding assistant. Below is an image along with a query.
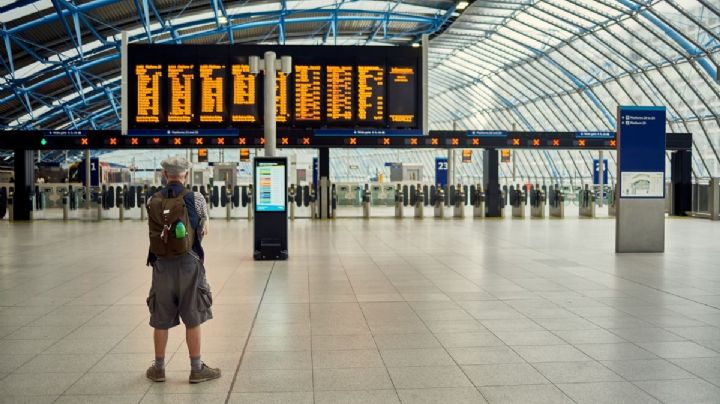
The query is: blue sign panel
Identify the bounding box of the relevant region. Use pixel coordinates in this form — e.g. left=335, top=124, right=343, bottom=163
left=576, top=131, right=614, bottom=139
left=593, top=159, right=608, bottom=185
left=312, top=157, right=319, bottom=189
left=617, top=106, right=666, bottom=198
left=314, top=129, right=423, bottom=137
left=79, top=157, right=100, bottom=187
left=435, top=157, right=448, bottom=187
left=467, top=130, right=507, bottom=137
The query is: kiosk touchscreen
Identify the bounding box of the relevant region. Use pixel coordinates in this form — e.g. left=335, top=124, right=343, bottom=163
left=253, top=157, right=288, bottom=260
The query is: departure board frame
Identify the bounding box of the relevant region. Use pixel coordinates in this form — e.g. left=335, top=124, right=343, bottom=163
left=125, top=44, right=423, bottom=134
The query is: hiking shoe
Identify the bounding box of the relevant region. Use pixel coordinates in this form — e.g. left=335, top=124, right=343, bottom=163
left=146, top=362, right=166, bottom=382
left=189, top=362, right=221, bottom=384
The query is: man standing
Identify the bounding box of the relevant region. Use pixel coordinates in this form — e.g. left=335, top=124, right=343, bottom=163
left=145, top=156, right=220, bottom=384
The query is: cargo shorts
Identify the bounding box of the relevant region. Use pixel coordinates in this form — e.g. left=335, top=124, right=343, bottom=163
left=146, top=253, right=213, bottom=329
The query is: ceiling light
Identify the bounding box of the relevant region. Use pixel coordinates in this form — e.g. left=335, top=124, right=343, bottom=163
left=457, top=1, right=469, bottom=10
left=412, top=42, right=420, bottom=48
left=217, top=15, right=228, bottom=25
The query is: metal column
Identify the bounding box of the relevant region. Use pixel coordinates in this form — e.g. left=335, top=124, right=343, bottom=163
left=12, top=149, right=34, bottom=220
left=263, top=51, right=277, bottom=157
left=483, top=149, right=501, bottom=217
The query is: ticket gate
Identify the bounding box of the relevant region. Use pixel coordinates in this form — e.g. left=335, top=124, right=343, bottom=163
left=549, top=184, right=564, bottom=218
left=608, top=185, right=617, bottom=217
left=470, top=184, right=485, bottom=218
left=434, top=186, right=444, bottom=218
left=394, top=184, right=404, bottom=218
left=288, top=184, right=297, bottom=220
left=453, top=184, right=465, bottom=218
left=530, top=185, right=546, bottom=218
left=330, top=184, right=337, bottom=219
left=413, top=183, right=424, bottom=218
left=510, top=185, right=526, bottom=218
left=362, top=184, right=371, bottom=218
left=579, top=184, right=596, bottom=218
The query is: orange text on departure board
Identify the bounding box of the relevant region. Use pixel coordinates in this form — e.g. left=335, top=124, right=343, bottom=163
left=357, top=65, right=384, bottom=122
left=326, top=65, right=353, bottom=121
left=276, top=72, right=289, bottom=123
left=199, top=64, right=224, bottom=123
left=294, top=65, right=322, bottom=121
left=135, top=65, right=163, bottom=123
left=231, top=64, right=256, bottom=122
left=167, top=64, right=194, bottom=123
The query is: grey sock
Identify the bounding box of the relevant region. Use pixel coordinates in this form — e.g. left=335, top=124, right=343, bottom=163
left=190, top=356, right=202, bottom=372
left=154, top=357, right=165, bottom=369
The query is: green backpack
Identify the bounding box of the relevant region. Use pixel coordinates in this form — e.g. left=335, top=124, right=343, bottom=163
left=148, top=188, right=194, bottom=257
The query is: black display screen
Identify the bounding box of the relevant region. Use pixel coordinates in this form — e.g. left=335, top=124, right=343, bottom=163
left=126, top=45, right=422, bottom=132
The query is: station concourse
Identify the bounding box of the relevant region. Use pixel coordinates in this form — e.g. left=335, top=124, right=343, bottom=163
left=1, top=1, right=720, bottom=403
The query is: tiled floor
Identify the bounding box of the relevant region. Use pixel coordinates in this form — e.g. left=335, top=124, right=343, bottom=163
left=1, top=217, right=720, bottom=403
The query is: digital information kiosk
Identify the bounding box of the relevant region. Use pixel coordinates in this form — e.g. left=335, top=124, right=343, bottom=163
left=253, top=157, right=289, bottom=260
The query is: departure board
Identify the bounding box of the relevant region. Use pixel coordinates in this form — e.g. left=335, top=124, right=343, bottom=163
left=388, top=66, right=416, bottom=126
left=357, top=65, right=384, bottom=123
left=276, top=72, right=289, bottom=123
left=326, top=65, right=353, bottom=122
left=231, top=64, right=258, bottom=123
left=199, top=64, right=225, bottom=123
left=135, top=64, right=163, bottom=123
left=167, top=64, right=194, bottom=123
left=294, top=65, right=322, bottom=121
left=127, top=44, right=422, bottom=132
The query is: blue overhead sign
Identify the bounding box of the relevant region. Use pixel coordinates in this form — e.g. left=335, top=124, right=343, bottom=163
left=576, top=131, right=614, bottom=138
left=467, top=130, right=507, bottom=137
left=617, top=106, right=666, bottom=198
left=435, top=157, right=448, bottom=187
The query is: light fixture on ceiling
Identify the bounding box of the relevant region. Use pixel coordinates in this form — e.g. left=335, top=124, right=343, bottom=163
left=218, top=15, right=228, bottom=25
left=412, top=42, right=420, bottom=48
left=457, top=1, right=469, bottom=10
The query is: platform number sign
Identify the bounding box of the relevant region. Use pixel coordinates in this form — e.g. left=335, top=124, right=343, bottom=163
left=80, top=157, right=100, bottom=187
left=435, top=157, right=448, bottom=187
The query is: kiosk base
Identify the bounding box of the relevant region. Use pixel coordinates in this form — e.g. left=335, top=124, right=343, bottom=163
left=254, top=239, right=288, bottom=260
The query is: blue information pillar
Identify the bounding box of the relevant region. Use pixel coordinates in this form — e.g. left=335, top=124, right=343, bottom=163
left=435, top=157, right=448, bottom=187
left=593, top=159, right=608, bottom=185
left=615, top=106, right=666, bottom=253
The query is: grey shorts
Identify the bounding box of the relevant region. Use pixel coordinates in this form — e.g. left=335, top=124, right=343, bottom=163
left=146, top=254, right=213, bottom=329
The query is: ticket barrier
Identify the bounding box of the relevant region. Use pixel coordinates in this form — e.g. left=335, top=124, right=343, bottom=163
left=470, top=184, right=485, bottom=218
left=434, top=186, right=445, bottom=218
left=549, top=184, right=564, bottom=218
left=453, top=184, right=465, bottom=218
left=330, top=184, right=337, bottom=219
left=579, top=184, right=596, bottom=218
left=362, top=184, right=371, bottom=218
left=413, top=183, right=424, bottom=218
left=608, top=185, right=617, bottom=217
left=530, top=185, right=546, bottom=218
left=510, top=185, right=526, bottom=218
left=394, top=184, right=404, bottom=218
left=288, top=185, right=297, bottom=220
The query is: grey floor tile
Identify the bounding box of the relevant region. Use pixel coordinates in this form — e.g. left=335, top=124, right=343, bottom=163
left=462, top=363, right=549, bottom=386
left=434, top=332, right=504, bottom=348
left=479, top=384, right=574, bottom=404
left=313, top=367, right=393, bottom=390
left=387, top=366, right=472, bottom=388
left=54, top=395, right=145, bottom=404
left=0, top=371, right=83, bottom=396
left=142, top=393, right=228, bottom=404
left=240, top=350, right=311, bottom=370
left=600, top=359, right=695, bottom=381
left=232, top=369, right=313, bottom=393
left=311, top=334, right=376, bottom=350
left=372, top=333, right=440, bottom=349
left=447, top=346, right=524, bottom=365
left=397, top=387, right=487, bottom=404
left=669, top=357, right=720, bottom=381
left=558, top=381, right=661, bottom=404
left=494, top=330, right=565, bottom=346
left=16, top=353, right=103, bottom=373
left=574, top=343, right=659, bottom=361
left=227, top=392, right=313, bottom=404
left=637, top=341, right=720, bottom=359
left=635, top=378, right=720, bottom=404
left=314, top=390, right=399, bottom=404
left=533, top=361, right=623, bottom=383
left=65, top=371, right=153, bottom=395
left=380, top=348, right=455, bottom=367
left=312, top=349, right=384, bottom=368
left=513, top=344, right=591, bottom=363
left=247, top=335, right=311, bottom=352
left=608, top=327, right=686, bottom=343
left=553, top=329, right=627, bottom=344
left=0, top=396, right=59, bottom=404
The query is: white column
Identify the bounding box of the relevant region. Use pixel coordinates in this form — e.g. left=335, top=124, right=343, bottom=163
left=264, top=51, right=277, bottom=157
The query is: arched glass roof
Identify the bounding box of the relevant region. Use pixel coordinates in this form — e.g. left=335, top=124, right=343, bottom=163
left=1, top=0, right=719, bottom=180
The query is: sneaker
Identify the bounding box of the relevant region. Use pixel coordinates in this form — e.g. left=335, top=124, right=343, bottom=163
left=146, top=362, right=166, bottom=382
left=189, top=362, right=221, bottom=384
